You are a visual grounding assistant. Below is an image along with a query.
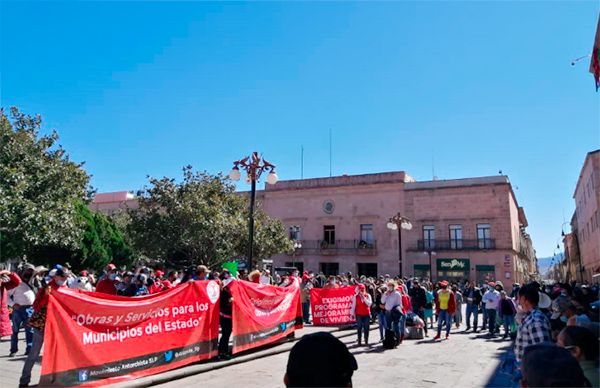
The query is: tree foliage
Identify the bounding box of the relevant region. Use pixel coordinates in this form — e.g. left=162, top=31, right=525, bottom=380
left=0, top=107, right=91, bottom=260
left=126, top=166, right=293, bottom=270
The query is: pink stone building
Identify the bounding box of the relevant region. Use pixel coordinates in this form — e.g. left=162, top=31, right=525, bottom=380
left=262, top=172, right=537, bottom=285
left=90, top=191, right=138, bottom=215
left=571, top=150, right=600, bottom=282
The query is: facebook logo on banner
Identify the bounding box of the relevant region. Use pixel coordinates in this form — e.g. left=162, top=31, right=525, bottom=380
left=78, top=370, right=89, bottom=382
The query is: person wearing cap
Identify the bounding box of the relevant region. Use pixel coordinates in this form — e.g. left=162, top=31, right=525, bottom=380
left=1, top=268, right=22, bottom=341
left=301, top=275, right=313, bottom=324
left=482, top=281, right=501, bottom=336
left=381, top=280, right=403, bottom=344
left=96, top=264, right=119, bottom=295
left=19, top=268, right=67, bottom=387
left=514, top=283, right=552, bottom=364
left=7, top=266, right=36, bottom=356
left=351, top=283, right=373, bottom=346
left=433, top=280, right=456, bottom=340
left=218, top=269, right=234, bottom=360
left=284, top=331, right=358, bottom=387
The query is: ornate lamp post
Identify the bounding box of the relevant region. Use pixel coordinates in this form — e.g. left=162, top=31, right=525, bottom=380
left=229, top=152, right=278, bottom=271
left=387, top=213, right=412, bottom=278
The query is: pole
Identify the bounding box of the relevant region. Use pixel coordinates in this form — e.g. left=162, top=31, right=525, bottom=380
left=398, top=227, right=403, bottom=278
left=248, top=178, right=256, bottom=271
left=428, top=250, right=433, bottom=281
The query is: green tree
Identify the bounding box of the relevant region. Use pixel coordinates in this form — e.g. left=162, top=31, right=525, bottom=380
left=0, top=107, right=91, bottom=261
left=127, top=166, right=292, bottom=269
left=24, top=202, right=133, bottom=271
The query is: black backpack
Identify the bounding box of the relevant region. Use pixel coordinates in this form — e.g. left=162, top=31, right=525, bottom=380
left=383, top=329, right=397, bottom=349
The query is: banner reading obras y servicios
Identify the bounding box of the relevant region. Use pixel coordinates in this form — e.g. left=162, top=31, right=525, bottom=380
left=40, top=281, right=221, bottom=387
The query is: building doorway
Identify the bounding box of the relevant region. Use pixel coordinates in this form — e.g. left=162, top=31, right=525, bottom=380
left=320, top=262, right=339, bottom=276
left=357, top=263, right=377, bottom=277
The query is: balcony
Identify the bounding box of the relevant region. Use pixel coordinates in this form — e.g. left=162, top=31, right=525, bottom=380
left=415, top=239, right=496, bottom=251
left=289, top=239, right=378, bottom=256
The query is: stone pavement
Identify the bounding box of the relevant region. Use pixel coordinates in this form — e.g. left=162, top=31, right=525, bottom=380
left=0, top=324, right=349, bottom=387
left=155, top=325, right=517, bottom=388
left=0, top=315, right=517, bottom=387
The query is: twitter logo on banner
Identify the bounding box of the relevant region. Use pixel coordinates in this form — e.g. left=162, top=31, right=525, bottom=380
left=279, top=323, right=287, bottom=332
left=164, top=351, right=174, bottom=363
left=78, top=370, right=89, bottom=382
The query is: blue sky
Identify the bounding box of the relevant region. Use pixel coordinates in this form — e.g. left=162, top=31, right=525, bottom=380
left=1, top=1, right=599, bottom=258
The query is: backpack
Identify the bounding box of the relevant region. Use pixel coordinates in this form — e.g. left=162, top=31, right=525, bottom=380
left=383, top=329, right=397, bottom=349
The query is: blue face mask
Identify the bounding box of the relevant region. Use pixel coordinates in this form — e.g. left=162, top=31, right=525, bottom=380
left=560, top=316, right=568, bottom=323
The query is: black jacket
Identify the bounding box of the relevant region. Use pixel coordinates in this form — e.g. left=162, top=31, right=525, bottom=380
left=464, top=287, right=482, bottom=306
left=409, top=285, right=427, bottom=309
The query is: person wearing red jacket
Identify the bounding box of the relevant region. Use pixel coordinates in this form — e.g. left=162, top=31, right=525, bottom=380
left=19, top=268, right=67, bottom=387
left=434, top=280, right=457, bottom=340
left=351, top=284, right=373, bottom=346
left=95, top=264, right=119, bottom=295
left=396, top=283, right=412, bottom=344
left=0, top=270, right=22, bottom=338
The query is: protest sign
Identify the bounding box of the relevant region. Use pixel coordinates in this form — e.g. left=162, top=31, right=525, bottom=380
left=310, top=286, right=358, bottom=326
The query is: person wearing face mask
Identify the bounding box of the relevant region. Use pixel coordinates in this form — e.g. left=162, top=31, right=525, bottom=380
left=19, top=268, right=67, bottom=387
left=218, top=269, right=234, bottom=360
left=433, top=280, right=456, bottom=340
left=498, top=291, right=517, bottom=339
left=351, top=284, right=373, bottom=346
left=482, top=282, right=501, bottom=336
left=95, top=264, right=119, bottom=295
left=7, top=265, right=36, bottom=356
left=324, top=276, right=339, bottom=289
left=514, top=283, right=551, bottom=367
left=381, top=281, right=403, bottom=346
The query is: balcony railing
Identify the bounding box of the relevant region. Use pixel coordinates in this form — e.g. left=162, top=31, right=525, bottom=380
left=290, top=239, right=377, bottom=256
left=415, top=239, right=496, bottom=251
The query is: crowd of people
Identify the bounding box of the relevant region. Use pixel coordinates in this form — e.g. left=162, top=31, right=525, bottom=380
left=1, top=261, right=599, bottom=387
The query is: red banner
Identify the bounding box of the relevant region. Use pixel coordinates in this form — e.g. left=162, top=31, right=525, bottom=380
left=40, top=281, right=221, bottom=386
left=310, top=286, right=358, bottom=326
left=229, top=280, right=302, bottom=354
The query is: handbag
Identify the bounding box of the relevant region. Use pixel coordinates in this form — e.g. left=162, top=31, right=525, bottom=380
left=28, top=307, right=47, bottom=331
left=390, top=305, right=403, bottom=322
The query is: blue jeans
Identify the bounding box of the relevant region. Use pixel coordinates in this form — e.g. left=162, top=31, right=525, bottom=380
left=356, top=315, right=370, bottom=342
left=302, top=302, right=310, bottom=323
left=502, top=315, right=514, bottom=336
left=437, top=309, right=452, bottom=336
left=465, top=304, right=479, bottom=329
left=20, top=329, right=43, bottom=386
left=377, top=311, right=386, bottom=339
left=10, top=306, right=33, bottom=354
left=486, top=308, right=497, bottom=334
left=385, top=311, right=401, bottom=339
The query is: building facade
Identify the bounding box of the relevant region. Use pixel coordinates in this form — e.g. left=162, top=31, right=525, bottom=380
left=570, top=150, right=600, bottom=282
left=261, top=172, right=537, bottom=285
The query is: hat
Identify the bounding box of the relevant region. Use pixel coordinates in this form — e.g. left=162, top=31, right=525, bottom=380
left=440, top=280, right=449, bottom=287
left=550, top=296, right=570, bottom=319
left=23, top=264, right=35, bottom=270
left=80, top=270, right=89, bottom=277
left=155, top=270, right=164, bottom=278
left=488, top=281, right=496, bottom=287
left=107, top=263, right=116, bottom=271
left=357, top=284, right=366, bottom=290
left=286, top=332, right=357, bottom=387
left=34, top=265, right=48, bottom=273
left=302, top=275, right=310, bottom=282
left=538, top=292, right=552, bottom=309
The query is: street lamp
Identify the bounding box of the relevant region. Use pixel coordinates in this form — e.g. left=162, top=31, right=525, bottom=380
left=229, top=152, right=278, bottom=271
left=290, top=225, right=302, bottom=269
left=387, top=212, right=412, bottom=278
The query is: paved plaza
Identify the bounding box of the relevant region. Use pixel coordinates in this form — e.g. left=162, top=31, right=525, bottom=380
left=1, top=310, right=516, bottom=388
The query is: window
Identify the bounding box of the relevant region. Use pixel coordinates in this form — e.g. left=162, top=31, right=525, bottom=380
left=323, top=225, right=336, bottom=245
left=449, top=225, right=463, bottom=249
left=284, top=262, right=304, bottom=273
left=477, top=224, right=492, bottom=249
left=423, top=225, right=435, bottom=249
left=289, top=226, right=301, bottom=241
left=357, top=263, right=377, bottom=277
left=320, top=262, right=339, bottom=276
left=360, top=224, right=374, bottom=245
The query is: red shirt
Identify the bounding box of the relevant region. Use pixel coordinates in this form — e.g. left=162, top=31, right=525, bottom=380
left=32, top=280, right=62, bottom=313
left=401, top=294, right=411, bottom=314
left=355, top=294, right=371, bottom=316
left=95, top=278, right=118, bottom=295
